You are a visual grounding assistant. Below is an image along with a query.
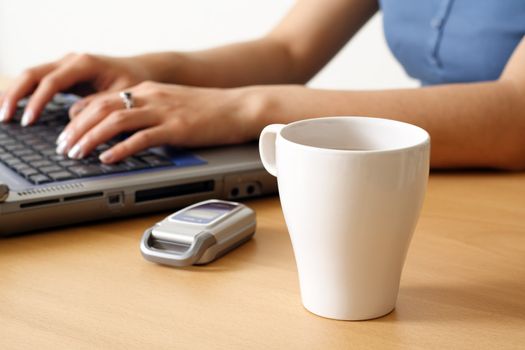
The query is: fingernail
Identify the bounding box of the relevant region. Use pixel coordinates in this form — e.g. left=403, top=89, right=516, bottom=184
left=56, top=130, right=70, bottom=145
left=0, top=102, right=9, bottom=122
left=56, top=140, right=68, bottom=155
left=21, top=110, right=34, bottom=127
left=68, top=143, right=83, bottom=159
left=99, top=150, right=114, bottom=163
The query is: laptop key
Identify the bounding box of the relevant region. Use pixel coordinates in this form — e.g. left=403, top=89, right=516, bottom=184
left=29, top=174, right=52, bottom=185
left=68, top=165, right=103, bottom=177
left=12, top=162, right=31, bottom=172
left=32, top=160, right=54, bottom=168
left=22, top=138, right=45, bottom=146
left=21, top=154, right=44, bottom=162
left=42, top=149, right=61, bottom=157
left=4, top=157, right=23, bottom=168
left=59, top=159, right=83, bottom=167
left=100, top=163, right=128, bottom=174
left=122, top=157, right=149, bottom=170
left=0, top=152, right=14, bottom=161
left=32, top=143, right=51, bottom=151
left=5, top=144, right=26, bottom=152
left=40, top=165, right=63, bottom=174
left=140, top=155, right=173, bottom=167
left=48, top=171, right=75, bottom=181
left=12, top=149, right=34, bottom=157
left=48, top=154, right=68, bottom=161
left=0, top=139, right=17, bottom=147
left=19, top=167, right=40, bottom=178
left=82, top=156, right=101, bottom=165
left=17, top=133, right=39, bottom=141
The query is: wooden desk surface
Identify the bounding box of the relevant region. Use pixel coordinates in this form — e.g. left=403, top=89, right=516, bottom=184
left=1, top=78, right=524, bottom=349
left=2, top=174, right=524, bottom=349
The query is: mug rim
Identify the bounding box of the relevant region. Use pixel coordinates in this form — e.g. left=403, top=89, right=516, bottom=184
left=278, top=116, right=430, bottom=154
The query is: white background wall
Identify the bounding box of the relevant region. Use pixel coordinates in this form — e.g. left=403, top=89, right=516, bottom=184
left=0, top=0, right=416, bottom=90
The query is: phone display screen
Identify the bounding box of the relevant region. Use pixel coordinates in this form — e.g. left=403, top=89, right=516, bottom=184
left=172, top=202, right=238, bottom=224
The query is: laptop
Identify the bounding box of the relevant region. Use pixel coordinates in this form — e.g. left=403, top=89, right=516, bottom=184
left=0, top=94, right=277, bottom=236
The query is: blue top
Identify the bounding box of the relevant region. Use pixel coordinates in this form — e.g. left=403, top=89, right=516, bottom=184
left=380, top=0, right=525, bottom=85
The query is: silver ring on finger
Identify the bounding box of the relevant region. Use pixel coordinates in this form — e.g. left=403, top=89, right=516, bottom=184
left=119, top=91, right=134, bottom=109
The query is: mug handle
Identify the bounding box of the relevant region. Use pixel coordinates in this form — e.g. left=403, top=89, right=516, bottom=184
left=259, top=124, right=285, bottom=177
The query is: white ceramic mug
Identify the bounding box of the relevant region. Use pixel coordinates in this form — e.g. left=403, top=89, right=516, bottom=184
left=259, top=116, right=430, bottom=320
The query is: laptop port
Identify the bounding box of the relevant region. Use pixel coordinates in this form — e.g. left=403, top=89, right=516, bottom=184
left=230, top=187, right=240, bottom=197
left=64, top=192, right=103, bottom=202
left=108, top=193, right=123, bottom=205
left=20, top=199, right=60, bottom=208
left=135, top=180, right=215, bottom=203
left=226, top=181, right=261, bottom=199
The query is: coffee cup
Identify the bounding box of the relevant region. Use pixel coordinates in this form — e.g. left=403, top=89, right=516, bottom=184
left=259, top=116, right=430, bottom=320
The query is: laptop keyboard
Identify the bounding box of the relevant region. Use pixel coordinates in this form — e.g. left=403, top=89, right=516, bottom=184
left=0, top=95, right=174, bottom=185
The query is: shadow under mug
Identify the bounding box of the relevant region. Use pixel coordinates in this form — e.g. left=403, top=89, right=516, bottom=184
left=259, top=116, right=430, bottom=320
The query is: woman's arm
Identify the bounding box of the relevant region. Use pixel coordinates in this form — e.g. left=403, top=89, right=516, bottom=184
left=133, top=0, right=378, bottom=87
left=0, top=0, right=377, bottom=124
left=242, top=37, right=525, bottom=170
left=60, top=38, right=525, bottom=169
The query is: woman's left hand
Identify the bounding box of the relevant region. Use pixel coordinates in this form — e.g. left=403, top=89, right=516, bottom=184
left=56, top=81, right=258, bottom=163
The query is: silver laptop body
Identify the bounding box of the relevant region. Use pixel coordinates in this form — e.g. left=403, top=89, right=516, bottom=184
left=0, top=96, right=276, bottom=235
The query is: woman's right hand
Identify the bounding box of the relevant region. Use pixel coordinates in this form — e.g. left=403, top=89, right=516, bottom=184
left=0, top=53, right=152, bottom=126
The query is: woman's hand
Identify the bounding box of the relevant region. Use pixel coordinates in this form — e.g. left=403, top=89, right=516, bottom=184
left=0, top=53, right=151, bottom=125
left=56, top=81, right=259, bottom=163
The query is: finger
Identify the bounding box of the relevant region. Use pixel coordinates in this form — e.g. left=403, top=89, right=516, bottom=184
left=55, top=94, right=123, bottom=154
left=0, top=62, right=56, bottom=123
left=0, top=93, right=4, bottom=120
left=59, top=88, right=147, bottom=145
left=22, top=56, right=99, bottom=126
left=68, top=108, right=161, bottom=159
left=68, top=97, right=93, bottom=119
left=99, top=125, right=169, bottom=164
left=69, top=76, right=142, bottom=119
left=0, top=94, right=5, bottom=122
left=68, top=91, right=107, bottom=119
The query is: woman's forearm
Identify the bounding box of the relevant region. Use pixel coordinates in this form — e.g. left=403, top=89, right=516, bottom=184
left=241, top=81, right=525, bottom=170
left=132, top=0, right=377, bottom=88
left=132, top=39, right=297, bottom=87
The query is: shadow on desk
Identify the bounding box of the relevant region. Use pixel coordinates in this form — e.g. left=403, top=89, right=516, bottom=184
left=0, top=212, right=261, bottom=274
left=383, top=282, right=525, bottom=322
left=430, top=168, right=519, bottom=175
